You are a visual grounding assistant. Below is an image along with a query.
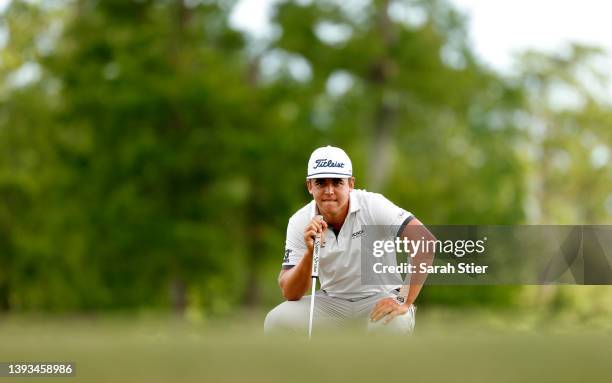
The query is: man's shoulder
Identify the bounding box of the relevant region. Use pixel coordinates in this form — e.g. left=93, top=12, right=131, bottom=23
left=352, top=189, right=388, bottom=207
left=352, top=189, right=411, bottom=225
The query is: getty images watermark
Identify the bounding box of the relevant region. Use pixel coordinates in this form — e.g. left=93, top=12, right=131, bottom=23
left=360, top=225, right=612, bottom=286
left=371, top=236, right=489, bottom=275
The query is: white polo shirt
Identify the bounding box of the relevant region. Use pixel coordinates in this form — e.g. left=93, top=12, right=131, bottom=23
left=282, top=189, right=413, bottom=299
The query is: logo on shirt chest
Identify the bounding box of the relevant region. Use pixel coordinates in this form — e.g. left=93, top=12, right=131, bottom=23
left=351, top=229, right=364, bottom=238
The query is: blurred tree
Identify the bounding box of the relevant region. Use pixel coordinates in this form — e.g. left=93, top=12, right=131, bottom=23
left=270, top=0, right=525, bottom=224
left=515, top=44, right=612, bottom=308
left=0, top=0, right=66, bottom=311
left=43, top=0, right=255, bottom=312
left=517, top=44, right=611, bottom=224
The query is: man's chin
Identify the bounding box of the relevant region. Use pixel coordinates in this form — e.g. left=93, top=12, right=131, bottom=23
left=319, top=201, right=337, bottom=208
left=319, top=206, right=339, bottom=216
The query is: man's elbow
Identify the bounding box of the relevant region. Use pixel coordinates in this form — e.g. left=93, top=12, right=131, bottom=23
left=278, top=279, right=299, bottom=301
left=280, top=283, right=303, bottom=301
left=279, top=280, right=305, bottom=301
left=282, top=290, right=302, bottom=301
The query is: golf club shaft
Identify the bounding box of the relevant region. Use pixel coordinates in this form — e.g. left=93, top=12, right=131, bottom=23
left=307, top=276, right=316, bottom=339
left=308, top=231, right=322, bottom=339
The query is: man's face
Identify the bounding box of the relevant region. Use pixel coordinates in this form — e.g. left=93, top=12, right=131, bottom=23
left=307, top=177, right=355, bottom=218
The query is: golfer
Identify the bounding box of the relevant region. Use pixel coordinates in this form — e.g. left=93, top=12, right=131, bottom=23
left=264, top=146, right=434, bottom=335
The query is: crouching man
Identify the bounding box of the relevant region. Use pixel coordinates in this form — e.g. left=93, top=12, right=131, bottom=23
left=264, top=146, right=434, bottom=335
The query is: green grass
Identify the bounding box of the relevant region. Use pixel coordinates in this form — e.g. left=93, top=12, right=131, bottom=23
left=0, top=308, right=611, bottom=382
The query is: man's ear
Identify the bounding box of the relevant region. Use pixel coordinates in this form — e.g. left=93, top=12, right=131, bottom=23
left=348, top=177, right=355, bottom=190
left=306, top=179, right=313, bottom=195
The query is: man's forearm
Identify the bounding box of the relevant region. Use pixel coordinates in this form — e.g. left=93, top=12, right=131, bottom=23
left=401, top=219, right=435, bottom=306
left=279, top=250, right=313, bottom=300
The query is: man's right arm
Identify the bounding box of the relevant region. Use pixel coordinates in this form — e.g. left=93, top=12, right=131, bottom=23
left=278, top=254, right=313, bottom=301
left=278, top=216, right=327, bottom=301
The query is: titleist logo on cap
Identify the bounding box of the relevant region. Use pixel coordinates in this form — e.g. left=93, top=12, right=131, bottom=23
left=313, top=159, right=345, bottom=169
left=306, top=146, right=352, bottom=179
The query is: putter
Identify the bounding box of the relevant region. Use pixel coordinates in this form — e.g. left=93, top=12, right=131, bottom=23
left=308, top=216, right=323, bottom=339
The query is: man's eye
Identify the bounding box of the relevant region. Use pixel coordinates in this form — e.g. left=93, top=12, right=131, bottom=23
left=333, top=180, right=343, bottom=186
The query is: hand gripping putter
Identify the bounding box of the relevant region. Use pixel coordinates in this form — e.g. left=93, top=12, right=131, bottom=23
left=308, top=216, right=323, bottom=339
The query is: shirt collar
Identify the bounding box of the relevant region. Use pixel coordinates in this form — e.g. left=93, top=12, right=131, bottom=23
left=349, top=190, right=361, bottom=213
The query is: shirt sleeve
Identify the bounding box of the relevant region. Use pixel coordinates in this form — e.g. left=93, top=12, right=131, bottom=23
left=368, top=193, right=414, bottom=235
left=282, top=217, right=307, bottom=269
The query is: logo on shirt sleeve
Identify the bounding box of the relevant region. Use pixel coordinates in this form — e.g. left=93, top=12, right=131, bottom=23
left=283, top=249, right=292, bottom=263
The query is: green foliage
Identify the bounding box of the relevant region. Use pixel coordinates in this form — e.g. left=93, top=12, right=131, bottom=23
left=0, top=0, right=609, bottom=314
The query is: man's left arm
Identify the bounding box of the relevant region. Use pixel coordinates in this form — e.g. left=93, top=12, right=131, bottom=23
left=370, top=218, right=436, bottom=324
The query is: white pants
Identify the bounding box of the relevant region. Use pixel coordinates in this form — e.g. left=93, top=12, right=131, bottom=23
left=264, top=290, right=416, bottom=335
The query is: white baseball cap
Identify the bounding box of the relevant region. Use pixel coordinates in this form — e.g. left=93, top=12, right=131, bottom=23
left=306, top=146, right=353, bottom=179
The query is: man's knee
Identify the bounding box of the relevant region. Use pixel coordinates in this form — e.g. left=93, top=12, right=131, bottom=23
left=390, top=305, right=416, bottom=333
left=367, top=304, right=416, bottom=334
left=263, top=305, right=285, bottom=334
left=264, top=300, right=308, bottom=334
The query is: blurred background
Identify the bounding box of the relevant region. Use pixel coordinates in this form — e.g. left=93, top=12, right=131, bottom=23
left=1, top=0, right=611, bottom=325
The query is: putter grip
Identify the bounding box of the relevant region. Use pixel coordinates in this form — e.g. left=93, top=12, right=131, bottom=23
left=311, top=233, right=321, bottom=278
left=311, top=215, right=324, bottom=278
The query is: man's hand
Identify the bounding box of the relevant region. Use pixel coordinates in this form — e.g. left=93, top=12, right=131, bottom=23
left=303, top=215, right=327, bottom=253
left=369, top=297, right=410, bottom=324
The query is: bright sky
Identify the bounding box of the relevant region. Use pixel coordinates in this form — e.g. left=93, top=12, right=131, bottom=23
left=451, top=0, right=612, bottom=72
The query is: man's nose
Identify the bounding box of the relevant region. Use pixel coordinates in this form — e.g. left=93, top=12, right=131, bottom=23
left=324, top=183, right=333, bottom=194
